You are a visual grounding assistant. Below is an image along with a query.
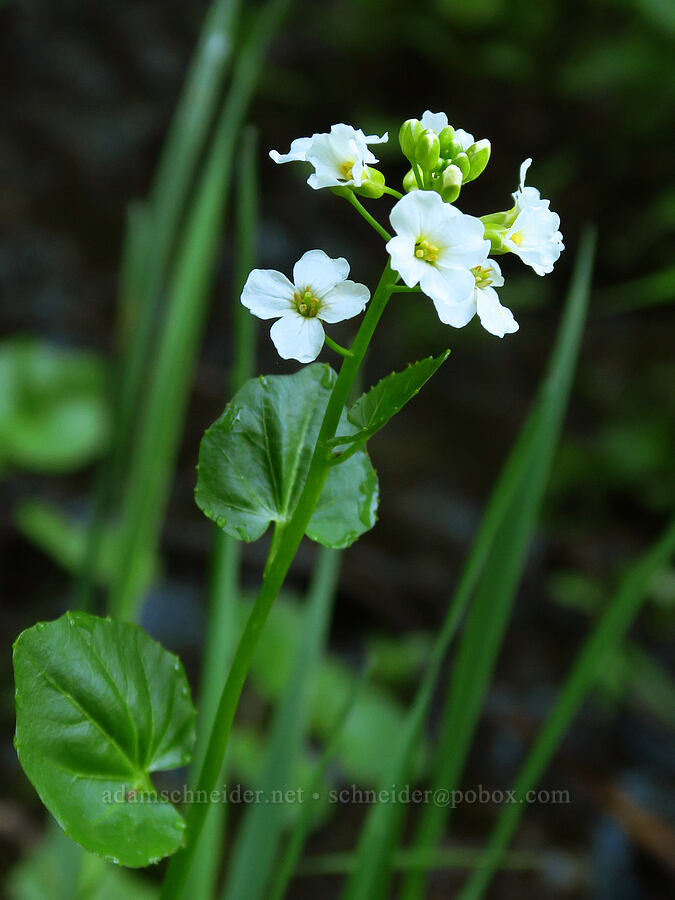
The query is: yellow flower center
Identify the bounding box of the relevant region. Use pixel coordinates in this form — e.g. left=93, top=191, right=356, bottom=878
left=414, top=238, right=440, bottom=263
left=471, top=265, right=493, bottom=288
left=510, top=230, right=524, bottom=247
left=340, top=160, right=355, bottom=180
left=293, top=288, right=321, bottom=318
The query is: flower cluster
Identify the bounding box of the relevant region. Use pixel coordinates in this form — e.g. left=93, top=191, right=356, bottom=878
left=242, top=113, right=563, bottom=361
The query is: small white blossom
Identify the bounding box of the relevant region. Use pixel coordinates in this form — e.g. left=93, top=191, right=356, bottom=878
left=386, top=191, right=490, bottom=326
left=504, top=158, right=564, bottom=275
left=241, top=250, right=369, bottom=363
left=419, top=110, right=474, bottom=149
left=269, top=124, right=388, bottom=190
left=469, top=261, right=519, bottom=337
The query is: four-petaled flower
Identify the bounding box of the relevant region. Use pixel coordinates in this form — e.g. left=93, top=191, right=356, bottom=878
left=269, top=124, right=388, bottom=190
left=386, top=191, right=490, bottom=326
left=420, top=110, right=474, bottom=150
left=241, top=249, right=370, bottom=363
left=503, top=158, right=564, bottom=276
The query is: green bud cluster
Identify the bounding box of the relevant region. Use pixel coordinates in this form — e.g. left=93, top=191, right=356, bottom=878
left=399, top=118, right=491, bottom=203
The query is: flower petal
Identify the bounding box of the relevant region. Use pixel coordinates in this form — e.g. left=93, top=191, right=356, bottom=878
left=385, top=234, right=427, bottom=287
left=453, top=128, right=475, bottom=150
left=362, top=130, right=388, bottom=145
left=506, top=206, right=564, bottom=275
left=270, top=314, right=325, bottom=363
left=420, top=264, right=475, bottom=307
left=432, top=295, right=477, bottom=328
left=518, top=158, right=532, bottom=191
left=389, top=190, right=457, bottom=239
left=483, top=259, right=504, bottom=288
left=269, top=136, right=313, bottom=164
left=319, top=281, right=370, bottom=323
left=434, top=214, right=490, bottom=269
left=293, top=249, right=349, bottom=297
left=420, top=110, right=448, bottom=132
left=476, top=288, right=519, bottom=337
left=241, top=269, right=295, bottom=319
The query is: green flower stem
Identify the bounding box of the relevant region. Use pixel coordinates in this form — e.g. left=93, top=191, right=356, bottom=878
left=390, top=285, right=421, bottom=293
left=381, top=185, right=404, bottom=199
left=158, top=261, right=399, bottom=900
left=412, top=163, right=424, bottom=190
left=344, top=192, right=392, bottom=241
left=324, top=334, right=354, bottom=358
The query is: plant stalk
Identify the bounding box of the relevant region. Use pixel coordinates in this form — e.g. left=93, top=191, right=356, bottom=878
left=158, top=261, right=398, bottom=900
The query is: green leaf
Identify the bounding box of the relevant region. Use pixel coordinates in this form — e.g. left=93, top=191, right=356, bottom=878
left=339, top=351, right=450, bottom=448
left=13, top=612, right=196, bottom=868
left=195, top=364, right=379, bottom=549
left=0, top=338, right=110, bottom=473
left=7, top=824, right=157, bottom=900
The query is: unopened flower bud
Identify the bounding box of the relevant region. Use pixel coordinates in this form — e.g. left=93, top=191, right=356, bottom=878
left=464, top=139, right=491, bottom=183
left=445, top=139, right=464, bottom=160
left=454, top=152, right=470, bottom=180
left=440, top=164, right=462, bottom=203
left=415, top=129, right=440, bottom=171
left=402, top=168, right=419, bottom=192
left=438, top=125, right=456, bottom=157
left=354, top=167, right=386, bottom=199
left=399, top=119, right=424, bottom=161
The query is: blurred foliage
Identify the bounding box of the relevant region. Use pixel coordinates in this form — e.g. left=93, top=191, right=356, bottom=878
left=7, top=826, right=155, bottom=900
left=0, top=338, right=110, bottom=475
left=14, top=499, right=124, bottom=586
left=241, top=595, right=426, bottom=786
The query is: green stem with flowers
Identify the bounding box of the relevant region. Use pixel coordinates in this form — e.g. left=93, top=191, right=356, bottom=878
left=158, top=260, right=398, bottom=900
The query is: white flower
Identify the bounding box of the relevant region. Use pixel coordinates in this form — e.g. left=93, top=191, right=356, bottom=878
left=241, top=250, right=370, bottom=363
left=269, top=124, right=388, bottom=190
left=386, top=191, right=490, bottom=326
left=420, top=110, right=448, bottom=133
left=504, top=158, right=564, bottom=276
left=449, top=260, right=519, bottom=337
left=420, top=110, right=474, bottom=149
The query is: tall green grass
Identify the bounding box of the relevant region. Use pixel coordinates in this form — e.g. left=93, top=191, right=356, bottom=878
left=221, top=549, right=341, bottom=899
left=181, top=125, right=260, bottom=900
left=459, top=512, right=675, bottom=899
left=77, top=0, right=243, bottom=612
left=109, top=0, right=292, bottom=621
left=400, top=229, right=596, bottom=900
left=340, top=229, right=596, bottom=900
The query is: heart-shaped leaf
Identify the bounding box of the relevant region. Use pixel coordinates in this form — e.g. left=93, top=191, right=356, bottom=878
left=195, top=364, right=378, bottom=549
left=341, top=351, right=450, bottom=448
left=13, top=612, right=196, bottom=868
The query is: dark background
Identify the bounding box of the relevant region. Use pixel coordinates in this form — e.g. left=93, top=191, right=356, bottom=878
left=1, top=0, right=674, bottom=897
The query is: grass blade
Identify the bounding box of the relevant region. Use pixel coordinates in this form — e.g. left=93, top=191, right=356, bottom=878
left=267, top=661, right=372, bottom=900
left=221, top=548, right=342, bottom=900
left=300, top=846, right=539, bottom=877
left=116, top=0, right=243, bottom=464
left=400, top=228, right=596, bottom=900
left=109, top=0, right=291, bottom=621
left=341, top=229, right=596, bottom=900
left=77, top=1, right=242, bottom=613
left=181, top=126, right=259, bottom=900
left=458, top=514, right=675, bottom=900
